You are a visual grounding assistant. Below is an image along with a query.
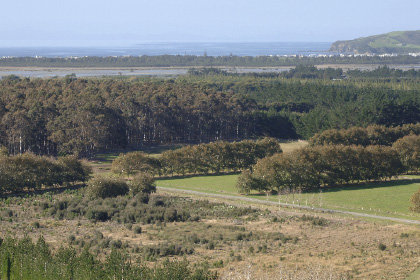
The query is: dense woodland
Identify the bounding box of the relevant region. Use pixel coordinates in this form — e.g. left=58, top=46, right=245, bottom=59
left=1, top=54, right=420, bottom=67
left=2, top=66, right=420, bottom=156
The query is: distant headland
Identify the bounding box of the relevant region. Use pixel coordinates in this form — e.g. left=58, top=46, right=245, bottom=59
left=329, top=30, right=420, bottom=55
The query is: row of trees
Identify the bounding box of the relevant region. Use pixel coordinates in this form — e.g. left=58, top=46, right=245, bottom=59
left=1, top=54, right=420, bottom=67
left=188, top=65, right=345, bottom=80
left=0, top=151, right=91, bottom=194
left=237, top=145, right=405, bottom=194
left=309, top=123, right=420, bottom=147
left=111, top=138, right=282, bottom=177
left=0, top=237, right=217, bottom=280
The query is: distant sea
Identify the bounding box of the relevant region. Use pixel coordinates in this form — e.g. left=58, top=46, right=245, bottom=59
left=0, top=42, right=334, bottom=57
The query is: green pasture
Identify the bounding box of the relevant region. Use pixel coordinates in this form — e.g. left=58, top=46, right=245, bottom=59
left=157, top=174, right=420, bottom=220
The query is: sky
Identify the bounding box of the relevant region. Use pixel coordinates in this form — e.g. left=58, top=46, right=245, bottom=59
left=1, top=0, right=419, bottom=45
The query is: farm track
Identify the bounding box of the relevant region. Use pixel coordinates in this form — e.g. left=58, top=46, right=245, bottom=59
left=157, top=186, right=420, bottom=225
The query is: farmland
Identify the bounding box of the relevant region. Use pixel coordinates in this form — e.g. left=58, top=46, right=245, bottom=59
left=3, top=67, right=420, bottom=279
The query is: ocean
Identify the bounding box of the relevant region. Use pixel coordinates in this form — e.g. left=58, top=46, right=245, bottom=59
left=0, top=41, right=333, bottom=57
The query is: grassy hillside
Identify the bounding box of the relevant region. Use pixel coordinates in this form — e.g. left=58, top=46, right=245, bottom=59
left=329, top=30, right=420, bottom=54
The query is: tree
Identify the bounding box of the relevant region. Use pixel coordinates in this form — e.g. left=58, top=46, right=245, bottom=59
left=57, top=155, right=92, bottom=184
left=393, top=134, right=420, bottom=173
left=236, top=170, right=257, bottom=195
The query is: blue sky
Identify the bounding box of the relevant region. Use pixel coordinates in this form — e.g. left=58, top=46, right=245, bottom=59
left=1, top=0, right=419, bottom=44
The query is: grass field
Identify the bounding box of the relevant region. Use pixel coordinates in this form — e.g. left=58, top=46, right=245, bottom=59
left=157, top=174, right=420, bottom=220
left=279, top=140, right=308, bottom=153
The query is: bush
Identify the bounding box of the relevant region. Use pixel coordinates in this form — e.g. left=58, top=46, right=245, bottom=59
left=129, top=172, right=156, bottom=196
left=85, top=176, right=129, bottom=199
left=86, top=209, right=109, bottom=222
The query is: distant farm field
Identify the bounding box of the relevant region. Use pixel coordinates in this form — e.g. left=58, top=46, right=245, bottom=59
left=157, top=175, right=420, bottom=220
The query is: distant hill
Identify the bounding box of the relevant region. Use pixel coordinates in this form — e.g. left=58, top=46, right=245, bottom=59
left=329, top=30, right=420, bottom=54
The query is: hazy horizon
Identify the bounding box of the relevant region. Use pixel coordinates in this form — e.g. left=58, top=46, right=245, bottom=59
left=1, top=0, right=419, bottom=47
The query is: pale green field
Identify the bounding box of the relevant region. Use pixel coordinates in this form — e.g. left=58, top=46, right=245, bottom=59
left=157, top=174, right=240, bottom=194
left=157, top=174, right=420, bottom=220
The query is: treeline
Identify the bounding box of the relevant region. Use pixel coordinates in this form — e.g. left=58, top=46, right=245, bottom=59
left=111, top=138, right=282, bottom=177
left=0, top=237, right=217, bottom=280
left=188, top=65, right=345, bottom=80
left=310, top=123, right=420, bottom=147
left=237, top=145, right=404, bottom=194
left=189, top=65, right=420, bottom=80
left=1, top=54, right=420, bottom=67
left=347, top=65, right=420, bottom=79
left=0, top=152, right=91, bottom=195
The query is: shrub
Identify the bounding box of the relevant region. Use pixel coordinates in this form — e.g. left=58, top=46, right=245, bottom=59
left=85, top=176, right=129, bottom=199
left=378, top=243, right=387, bottom=251
left=32, top=221, right=41, bottom=229
left=86, top=209, right=109, bottom=222
left=410, top=189, right=420, bottom=212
